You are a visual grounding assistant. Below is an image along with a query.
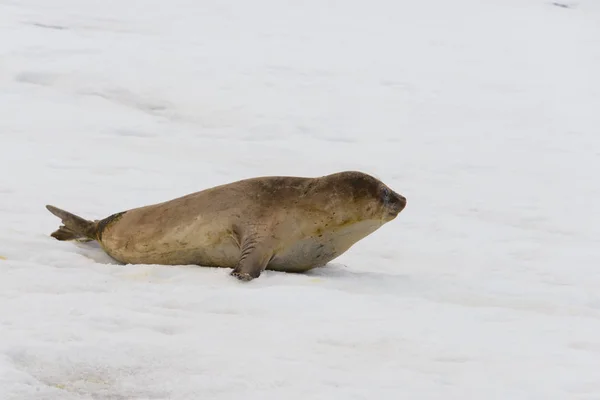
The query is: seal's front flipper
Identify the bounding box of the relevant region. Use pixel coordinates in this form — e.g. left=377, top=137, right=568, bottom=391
left=230, top=237, right=273, bottom=281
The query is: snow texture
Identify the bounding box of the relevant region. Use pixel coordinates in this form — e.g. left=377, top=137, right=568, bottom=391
left=1, top=0, right=600, bottom=398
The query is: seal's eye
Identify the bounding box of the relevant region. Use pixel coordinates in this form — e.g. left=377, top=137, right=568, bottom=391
left=381, top=187, right=391, bottom=203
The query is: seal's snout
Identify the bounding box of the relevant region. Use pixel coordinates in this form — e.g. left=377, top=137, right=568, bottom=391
left=396, top=194, right=407, bottom=210
left=390, top=193, right=407, bottom=213
left=381, top=186, right=406, bottom=219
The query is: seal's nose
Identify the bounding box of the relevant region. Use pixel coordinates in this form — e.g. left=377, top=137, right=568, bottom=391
left=398, top=194, right=407, bottom=209
left=393, top=193, right=407, bottom=212
left=384, top=190, right=406, bottom=218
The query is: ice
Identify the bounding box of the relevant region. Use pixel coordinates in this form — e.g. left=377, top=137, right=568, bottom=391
left=1, top=0, right=600, bottom=398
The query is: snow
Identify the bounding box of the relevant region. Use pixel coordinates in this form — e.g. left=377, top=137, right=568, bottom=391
left=1, top=0, right=600, bottom=398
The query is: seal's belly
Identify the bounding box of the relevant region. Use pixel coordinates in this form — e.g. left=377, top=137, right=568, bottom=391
left=268, top=238, right=337, bottom=272
left=268, top=219, right=383, bottom=273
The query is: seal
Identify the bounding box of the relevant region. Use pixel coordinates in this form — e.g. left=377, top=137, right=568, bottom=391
left=45, top=171, right=407, bottom=281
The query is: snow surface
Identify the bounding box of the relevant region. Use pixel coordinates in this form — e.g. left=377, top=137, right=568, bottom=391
left=1, top=0, right=600, bottom=398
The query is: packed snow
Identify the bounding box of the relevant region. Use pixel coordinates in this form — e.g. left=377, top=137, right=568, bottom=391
left=1, top=0, right=600, bottom=398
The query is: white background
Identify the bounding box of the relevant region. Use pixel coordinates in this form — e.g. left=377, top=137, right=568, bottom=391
left=1, top=0, right=600, bottom=398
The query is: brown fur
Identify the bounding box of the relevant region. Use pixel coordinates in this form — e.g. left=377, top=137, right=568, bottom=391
left=46, top=171, right=406, bottom=281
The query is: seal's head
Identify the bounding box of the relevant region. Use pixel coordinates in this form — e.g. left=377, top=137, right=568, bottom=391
left=322, top=171, right=406, bottom=223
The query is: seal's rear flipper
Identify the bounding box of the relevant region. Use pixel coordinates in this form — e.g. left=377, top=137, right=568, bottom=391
left=45, top=205, right=98, bottom=241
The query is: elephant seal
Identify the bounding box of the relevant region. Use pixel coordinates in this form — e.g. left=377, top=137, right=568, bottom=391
left=46, top=171, right=406, bottom=281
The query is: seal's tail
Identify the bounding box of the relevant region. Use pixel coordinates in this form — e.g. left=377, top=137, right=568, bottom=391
left=45, top=205, right=98, bottom=241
